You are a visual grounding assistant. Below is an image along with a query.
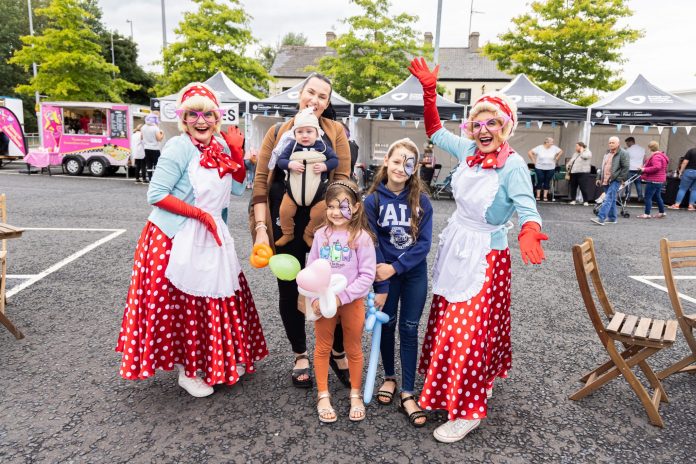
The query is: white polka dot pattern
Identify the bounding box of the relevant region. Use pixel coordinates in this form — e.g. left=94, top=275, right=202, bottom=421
left=116, top=222, right=268, bottom=386
left=418, top=248, right=512, bottom=421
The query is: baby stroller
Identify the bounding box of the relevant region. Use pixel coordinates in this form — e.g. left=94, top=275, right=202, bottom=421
left=432, top=164, right=458, bottom=200
left=593, top=172, right=642, bottom=218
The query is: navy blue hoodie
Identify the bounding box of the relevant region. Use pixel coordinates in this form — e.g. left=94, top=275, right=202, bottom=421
left=364, top=182, right=433, bottom=294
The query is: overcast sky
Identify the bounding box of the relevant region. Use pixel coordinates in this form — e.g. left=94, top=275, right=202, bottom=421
left=98, top=0, right=696, bottom=93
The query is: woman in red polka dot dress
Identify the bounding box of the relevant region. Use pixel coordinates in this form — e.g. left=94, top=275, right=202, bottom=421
left=409, top=58, right=548, bottom=442
left=116, top=82, right=268, bottom=397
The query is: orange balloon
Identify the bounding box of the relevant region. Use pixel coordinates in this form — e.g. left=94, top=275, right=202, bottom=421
left=249, top=243, right=274, bottom=268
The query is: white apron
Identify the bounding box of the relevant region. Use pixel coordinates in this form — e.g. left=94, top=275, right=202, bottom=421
left=165, top=158, right=241, bottom=298
left=432, top=161, right=510, bottom=302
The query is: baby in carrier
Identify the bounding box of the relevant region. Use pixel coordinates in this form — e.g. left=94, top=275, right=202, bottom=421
left=275, top=110, right=338, bottom=247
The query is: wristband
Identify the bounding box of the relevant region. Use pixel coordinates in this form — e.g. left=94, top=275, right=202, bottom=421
left=255, top=222, right=268, bottom=230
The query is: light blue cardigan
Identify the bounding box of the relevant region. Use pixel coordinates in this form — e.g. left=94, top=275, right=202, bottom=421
left=146, top=135, right=245, bottom=238
left=431, top=127, right=541, bottom=250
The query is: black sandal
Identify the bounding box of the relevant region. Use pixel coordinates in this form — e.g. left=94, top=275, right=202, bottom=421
left=329, top=352, right=351, bottom=388
left=399, top=395, right=427, bottom=428
left=291, top=354, right=312, bottom=388
left=376, top=378, right=397, bottom=406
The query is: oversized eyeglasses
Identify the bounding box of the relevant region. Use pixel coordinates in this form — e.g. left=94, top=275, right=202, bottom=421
left=175, top=109, right=222, bottom=124
left=462, top=115, right=511, bottom=136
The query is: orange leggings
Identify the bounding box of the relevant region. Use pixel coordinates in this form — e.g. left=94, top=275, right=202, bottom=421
left=314, top=299, right=365, bottom=391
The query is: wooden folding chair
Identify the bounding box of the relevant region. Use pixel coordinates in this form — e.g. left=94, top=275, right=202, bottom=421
left=570, top=238, right=677, bottom=427
left=658, top=238, right=696, bottom=379
left=0, top=194, right=24, bottom=339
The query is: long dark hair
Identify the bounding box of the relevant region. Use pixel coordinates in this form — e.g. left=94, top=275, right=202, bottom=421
left=367, top=141, right=428, bottom=242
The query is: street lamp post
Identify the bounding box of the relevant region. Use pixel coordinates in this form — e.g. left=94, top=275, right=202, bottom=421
left=27, top=0, right=42, bottom=145
left=434, top=0, right=443, bottom=64
left=126, top=19, right=133, bottom=40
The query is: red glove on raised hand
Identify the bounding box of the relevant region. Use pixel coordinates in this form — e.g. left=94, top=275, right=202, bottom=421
left=154, top=195, right=222, bottom=246
left=518, top=221, right=548, bottom=265
left=408, top=57, right=442, bottom=137
left=221, top=125, right=246, bottom=184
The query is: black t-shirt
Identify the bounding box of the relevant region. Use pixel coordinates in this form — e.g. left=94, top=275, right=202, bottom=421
left=684, top=148, right=696, bottom=170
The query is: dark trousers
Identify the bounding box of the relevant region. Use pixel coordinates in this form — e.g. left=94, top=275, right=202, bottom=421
left=270, top=179, right=343, bottom=355
left=379, top=260, right=428, bottom=393
left=134, top=158, right=147, bottom=180
left=643, top=182, right=665, bottom=215
left=534, top=168, right=555, bottom=191
left=569, top=173, right=591, bottom=202
left=144, top=149, right=160, bottom=179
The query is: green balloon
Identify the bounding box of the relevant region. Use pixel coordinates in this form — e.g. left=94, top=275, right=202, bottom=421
left=269, top=254, right=301, bottom=281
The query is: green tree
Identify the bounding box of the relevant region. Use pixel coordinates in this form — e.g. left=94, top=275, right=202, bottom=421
left=482, top=0, right=642, bottom=105
left=0, top=0, right=50, bottom=131
left=78, top=0, right=155, bottom=104
left=9, top=0, right=138, bottom=102
left=314, top=0, right=429, bottom=102
left=257, top=32, right=309, bottom=72
left=155, top=0, right=270, bottom=97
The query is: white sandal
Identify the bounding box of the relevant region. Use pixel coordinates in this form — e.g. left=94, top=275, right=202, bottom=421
left=317, top=392, right=337, bottom=423
left=349, top=392, right=366, bottom=422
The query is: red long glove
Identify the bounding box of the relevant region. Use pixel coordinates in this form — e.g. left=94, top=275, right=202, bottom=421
left=154, top=195, right=222, bottom=246
left=518, top=221, right=548, bottom=265
left=220, top=125, right=246, bottom=184
left=408, top=57, right=442, bottom=137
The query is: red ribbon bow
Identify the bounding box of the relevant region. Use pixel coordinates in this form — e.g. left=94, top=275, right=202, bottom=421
left=191, top=136, right=241, bottom=179
left=465, top=142, right=513, bottom=169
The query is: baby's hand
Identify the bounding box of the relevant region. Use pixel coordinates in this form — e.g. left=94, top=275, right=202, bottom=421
left=288, top=161, right=305, bottom=173
left=311, top=300, right=321, bottom=317
left=313, top=163, right=328, bottom=174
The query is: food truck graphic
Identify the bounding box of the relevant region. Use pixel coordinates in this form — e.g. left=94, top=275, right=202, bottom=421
left=40, top=102, right=148, bottom=176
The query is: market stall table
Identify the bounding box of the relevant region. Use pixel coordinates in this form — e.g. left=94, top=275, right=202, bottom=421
left=0, top=222, right=25, bottom=339
left=23, top=150, right=62, bottom=175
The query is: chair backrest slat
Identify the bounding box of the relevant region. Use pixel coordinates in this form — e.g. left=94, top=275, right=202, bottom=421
left=0, top=193, right=6, bottom=253
left=660, top=238, right=693, bottom=320
left=573, top=238, right=615, bottom=338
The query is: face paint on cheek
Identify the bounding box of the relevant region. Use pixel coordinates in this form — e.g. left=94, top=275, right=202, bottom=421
left=404, top=158, right=416, bottom=177
left=339, top=198, right=353, bottom=220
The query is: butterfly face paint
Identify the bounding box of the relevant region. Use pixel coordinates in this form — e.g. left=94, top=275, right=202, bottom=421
left=339, top=198, right=353, bottom=220
left=403, top=156, right=416, bottom=177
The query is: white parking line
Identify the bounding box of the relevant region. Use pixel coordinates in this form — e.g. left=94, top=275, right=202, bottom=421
left=629, top=275, right=696, bottom=304
left=6, top=275, right=38, bottom=279
left=6, top=227, right=126, bottom=298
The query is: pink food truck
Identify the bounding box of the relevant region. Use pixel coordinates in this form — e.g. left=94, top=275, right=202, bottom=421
left=40, top=101, right=134, bottom=176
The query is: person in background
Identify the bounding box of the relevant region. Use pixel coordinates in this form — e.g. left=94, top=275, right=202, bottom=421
left=528, top=137, right=563, bottom=202
left=668, top=145, right=696, bottom=211
left=624, top=137, right=646, bottom=202
left=244, top=146, right=258, bottom=189
left=141, top=114, right=165, bottom=182
left=130, top=123, right=147, bottom=183
left=566, top=141, right=592, bottom=205
left=341, top=122, right=360, bottom=176
left=636, top=141, right=668, bottom=218
left=592, top=136, right=629, bottom=225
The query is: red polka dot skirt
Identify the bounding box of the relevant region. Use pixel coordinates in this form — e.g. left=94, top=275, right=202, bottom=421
left=418, top=248, right=512, bottom=421
left=116, top=222, right=268, bottom=385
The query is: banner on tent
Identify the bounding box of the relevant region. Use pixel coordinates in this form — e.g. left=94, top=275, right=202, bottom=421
left=160, top=101, right=240, bottom=124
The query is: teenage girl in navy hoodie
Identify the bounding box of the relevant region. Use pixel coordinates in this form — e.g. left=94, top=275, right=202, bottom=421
left=364, top=138, right=433, bottom=427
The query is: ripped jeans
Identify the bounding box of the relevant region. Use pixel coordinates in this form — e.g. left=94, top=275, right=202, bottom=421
left=379, top=260, right=428, bottom=394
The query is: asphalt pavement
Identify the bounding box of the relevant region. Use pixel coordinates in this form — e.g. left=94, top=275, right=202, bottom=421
left=1, top=168, right=695, bottom=463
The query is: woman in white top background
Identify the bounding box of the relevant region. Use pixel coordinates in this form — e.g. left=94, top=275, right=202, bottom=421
left=528, top=137, right=563, bottom=202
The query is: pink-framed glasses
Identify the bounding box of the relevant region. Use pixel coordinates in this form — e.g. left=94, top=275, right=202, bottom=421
left=461, top=115, right=511, bottom=136
left=175, top=109, right=222, bottom=124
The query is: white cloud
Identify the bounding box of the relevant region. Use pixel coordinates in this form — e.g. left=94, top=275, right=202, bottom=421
left=98, top=0, right=696, bottom=92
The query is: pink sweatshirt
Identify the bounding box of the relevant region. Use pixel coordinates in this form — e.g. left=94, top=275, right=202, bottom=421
left=307, top=226, right=376, bottom=306
left=641, top=151, right=668, bottom=183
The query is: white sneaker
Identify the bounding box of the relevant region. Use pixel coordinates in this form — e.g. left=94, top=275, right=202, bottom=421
left=569, top=201, right=577, bottom=205
left=236, top=363, right=246, bottom=377
left=175, top=364, right=214, bottom=397
left=583, top=202, right=589, bottom=206
left=434, top=419, right=481, bottom=443
left=486, top=388, right=493, bottom=399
